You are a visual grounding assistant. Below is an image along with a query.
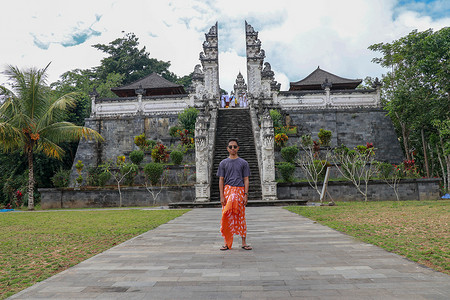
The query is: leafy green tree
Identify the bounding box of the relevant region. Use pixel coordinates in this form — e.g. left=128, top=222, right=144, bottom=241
left=0, top=64, right=103, bottom=210
left=178, top=107, right=199, bottom=133
left=369, top=28, right=449, bottom=177
left=92, top=32, right=178, bottom=85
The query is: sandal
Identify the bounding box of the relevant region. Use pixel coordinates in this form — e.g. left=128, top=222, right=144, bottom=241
left=242, top=245, right=252, bottom=250
left=220, top=245, right=229, bottom=251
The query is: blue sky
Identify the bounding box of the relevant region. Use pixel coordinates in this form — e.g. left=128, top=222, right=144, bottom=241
left=0, top=0, right=448, bottom=92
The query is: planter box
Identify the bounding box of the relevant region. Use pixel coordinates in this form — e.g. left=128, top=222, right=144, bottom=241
left=277, top=178, right=441, bottom=202
left=39, top=185, right=195, bottom=209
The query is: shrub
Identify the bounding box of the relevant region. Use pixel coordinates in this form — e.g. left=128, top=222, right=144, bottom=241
left=75, top=160, right=84, bottom=174
left=275, top=133, right=288, bottom=148
left=281, top=146, right=299, bottom=163
left=178, top=107, right=198, bottom=133
left=144, top=163, right=165, bottom=185
left=151, top=144, right=169, bottom=163
left=116, top=155, right=126, bottom=165
left=377, top=162, right=394, bottom=179
left=147, top=139, right=157, bottom=150
left=170, top=150, right=184, bottom=165
left=134, top=133, right=149, bottom=150
left=169, top=126, right=182, bottom=137
left=120, top=163, right=139, bottom=186
left=277, top=162, right=296, bottom=182
left=178, top=129, right=192, bottom=146
left=129, top=150, right=145, bottom=165
left=51, top=169, right=71, bottom=188
left=86, top=167, right=111, bottom=187
left=97, top=171, right=111, bottom=187
left=301, top=134, right=313, bottom=148
left=318, top=129, right=332, bottom=146
left=270, top=109, right=283, bottom=128
left=86, top=167, right=101, bottom=186
left=134, top=134, right=157, bottom=151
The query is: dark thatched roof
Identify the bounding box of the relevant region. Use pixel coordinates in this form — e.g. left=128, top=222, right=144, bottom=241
left=289, top=67, right=362, bottom=91
left=111, top=73, right=186, bottom=97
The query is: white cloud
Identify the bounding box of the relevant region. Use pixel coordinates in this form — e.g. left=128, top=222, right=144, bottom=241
left=0, top=0, right=448, bottom=92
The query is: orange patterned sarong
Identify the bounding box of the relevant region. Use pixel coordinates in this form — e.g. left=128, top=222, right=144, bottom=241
left=220, top=185, right=247, bottom=249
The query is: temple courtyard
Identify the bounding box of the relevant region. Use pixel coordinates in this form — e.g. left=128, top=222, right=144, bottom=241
left=9, top=207, right=450, bottom=299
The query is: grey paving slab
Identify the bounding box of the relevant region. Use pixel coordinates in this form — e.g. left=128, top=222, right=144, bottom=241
left=9, top=207, right=450, bottom=299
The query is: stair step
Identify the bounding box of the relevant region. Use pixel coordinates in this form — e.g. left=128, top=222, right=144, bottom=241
left=210, top=109, right=262, bottom=201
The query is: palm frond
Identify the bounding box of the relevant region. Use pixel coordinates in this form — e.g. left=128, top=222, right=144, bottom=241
left=0, top=85, right=16, bottom=98
left=0, top=121, right=23, bottom=151
left=36, top=92, right=78, bottom=129
left=36, top=137, right=65, bottom=159
left=40, top=122, right=104, bottom=144
left=4, top=64, right=51, bottom=121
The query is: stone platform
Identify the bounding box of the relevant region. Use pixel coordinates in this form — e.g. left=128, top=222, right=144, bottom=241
left=9, top=207, right=450, bottom=299
left=168, top=199, right=308, bottom=208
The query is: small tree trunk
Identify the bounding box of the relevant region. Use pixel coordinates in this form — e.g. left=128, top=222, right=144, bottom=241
left=428, top=143, right=434, bottom=177
left=117, top=181, right=122, bottom=207
left=27, top=149, right=35, bottom=210
left=421, top=128, right=430, bottom=177
left=436, top=144, right=447, bottom=192
left=400, top=122, right=411, bottom=161
left=440, top=136, right=450, bottom=192
left=445, top=153, right=450, bottom=193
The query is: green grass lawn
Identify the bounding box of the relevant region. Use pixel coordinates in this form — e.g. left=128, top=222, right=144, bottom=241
left=0, top=209, right=189, bottom=299
left=286, top=200, right=449, bottom=275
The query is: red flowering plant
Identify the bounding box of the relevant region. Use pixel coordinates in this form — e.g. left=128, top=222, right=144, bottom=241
left=14, top=190, right=23, bottom=208
left=151, top=143, right=169, bottom=163
left=402, top=159, right=420, bottom=178
left=313, top=140, right=321, bottom=158
left=178, top=129, right=192, bottom=146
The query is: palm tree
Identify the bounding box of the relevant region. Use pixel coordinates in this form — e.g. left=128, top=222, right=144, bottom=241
left=0, top=64, right=103, bottom=210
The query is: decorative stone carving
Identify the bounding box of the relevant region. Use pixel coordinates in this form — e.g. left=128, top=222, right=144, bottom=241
left=135, top=85, right=145, bottom=113
left=233, top=72, right=247, bottom=97
left=259, top=110, right=277, bottom=200
left=372, top=77, right=382, bottom=107
left=199, top=23, right=219, bottom=100
left=89, top=88, right=99, bottom=117
left=245, top=22, right=280, bottom=101
left=195, top=114, right=210, bottom=202
left=261, top=62, right=274, bottom=79
left=190, top=64, right=206, bottom=105
left=270, top=80, right=281, bottom=92
left=321, top=78, right=333, bottom=90
left=246, top=21, right=265, bottom=99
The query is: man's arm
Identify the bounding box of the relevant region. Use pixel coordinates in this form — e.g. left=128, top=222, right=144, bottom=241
left=243, top=176, right=249, bottom=206
left=219, top=177, right=225, bottom=206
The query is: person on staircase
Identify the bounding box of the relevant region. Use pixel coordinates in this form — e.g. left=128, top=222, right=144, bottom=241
left=217, top=138, right=252, bottom=251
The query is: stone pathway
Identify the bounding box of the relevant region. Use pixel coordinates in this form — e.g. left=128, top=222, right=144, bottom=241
left=10, top=207, right=450, bottom=299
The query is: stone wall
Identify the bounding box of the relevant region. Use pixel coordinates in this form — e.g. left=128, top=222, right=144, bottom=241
left=40, top=186, right=195, bottom=209
left=277, top=178, right=441, bottom=202
left=70, top=113, right=182, bottom=186
left=283, top=107, right=404, bottom=163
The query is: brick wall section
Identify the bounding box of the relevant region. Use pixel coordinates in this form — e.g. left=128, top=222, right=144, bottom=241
left=286, top=108, right=404, bottom=163
left=277, top=178, right=441, bottom=202
left=41, top=179, right=440, bottom=209
left=40, top=186, right=195, bottom=209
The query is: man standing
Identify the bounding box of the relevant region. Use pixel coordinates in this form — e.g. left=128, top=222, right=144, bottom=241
left=217, top=138, right=252, bottom=250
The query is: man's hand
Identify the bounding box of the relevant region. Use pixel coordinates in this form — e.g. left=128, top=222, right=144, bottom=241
left=243, top=194, right=248, bottom=206
left=220, top=194, right=226, bottom=206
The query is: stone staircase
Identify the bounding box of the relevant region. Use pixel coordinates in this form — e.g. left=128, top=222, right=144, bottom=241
left=210, top=108, right=262, bottom=202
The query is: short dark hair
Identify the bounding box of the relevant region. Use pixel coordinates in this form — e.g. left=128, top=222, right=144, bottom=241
left=227, top=138, right=239, bottom=146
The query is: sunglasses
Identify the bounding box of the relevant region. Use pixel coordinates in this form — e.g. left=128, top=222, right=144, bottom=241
left=228, top=145, right=238, bottom=149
